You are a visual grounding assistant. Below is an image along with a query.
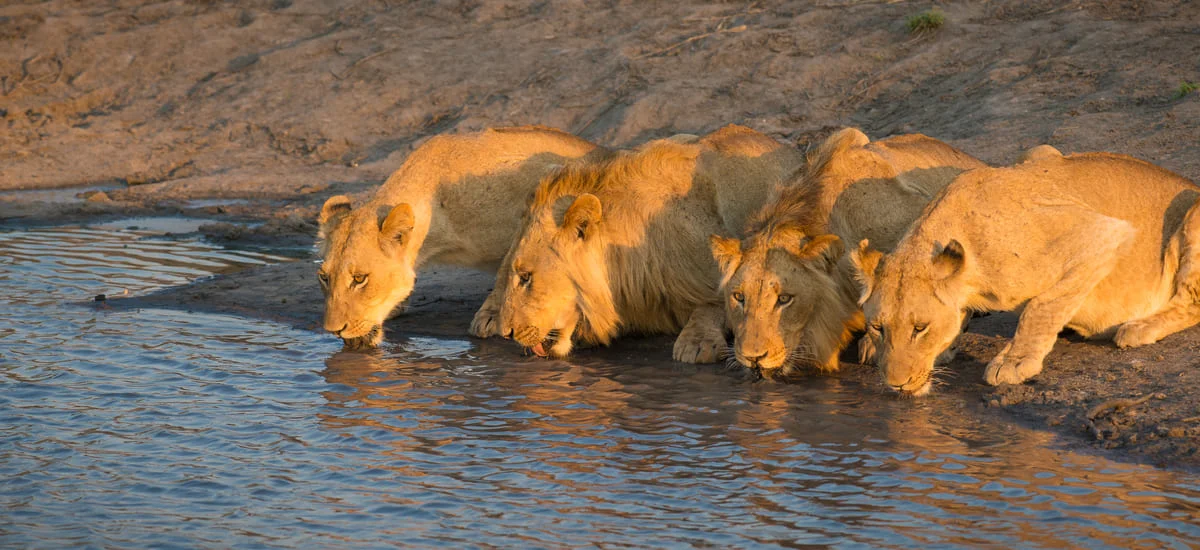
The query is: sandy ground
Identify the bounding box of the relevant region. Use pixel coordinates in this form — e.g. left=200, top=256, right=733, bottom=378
left=4, top=0, right=1200, bottom=468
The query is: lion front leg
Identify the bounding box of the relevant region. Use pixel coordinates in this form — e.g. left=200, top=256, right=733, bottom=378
left=673, top=304, right=728, bottom=364
left=549, top=317, right=577, bottom=359
left=856, top=335, right=877, bottom=365
left=469, top=288, right=504, bottom=338
left=469, top=244, right=518, bottom=338
left=1116, top=201, right=1200, bottom=348
left=985, top=215, right=1133, bottom=385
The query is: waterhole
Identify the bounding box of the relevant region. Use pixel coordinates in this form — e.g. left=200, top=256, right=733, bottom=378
left=1, top=224, right=1198, bottom=548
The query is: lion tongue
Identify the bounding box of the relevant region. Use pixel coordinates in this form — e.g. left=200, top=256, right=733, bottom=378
left=532, top=342, right=548, bottom=358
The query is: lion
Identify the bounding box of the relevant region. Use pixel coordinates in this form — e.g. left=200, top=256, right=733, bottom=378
left=708, top=128, right=987, bottom=378
left=495, top=125, right=805, bottom=362
left=317, top=126, right=600, bottom=349
left=852, top=146, right=1200, bottom=396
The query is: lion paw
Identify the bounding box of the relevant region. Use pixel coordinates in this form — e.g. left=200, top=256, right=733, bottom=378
left=672, top=327, right=726, bottom=364
left=934, top=343, right=958, bottom=366
left=857, top=336, right=877, bottom=365
left=549, top=337, right=574, bottom=359
left=469, top=306, right=501, bottom=338
left=1114, top=320, right=1158, bottom=349
left=983, top=344, right=1043, bottom=385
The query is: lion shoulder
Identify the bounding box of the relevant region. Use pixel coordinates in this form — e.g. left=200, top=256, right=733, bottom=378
left=381, top=126, right=599, bottom=199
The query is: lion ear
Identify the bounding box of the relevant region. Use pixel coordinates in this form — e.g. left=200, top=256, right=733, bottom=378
left=794, top=234, right=843, bottom=273
left=561, top=193, right=602, bottom=240
left=709, top=235, right=743, bottom=278
left=932, top=239, right=965, bottom=279
left=379, top=203, right=415, bottom=248
left=850, top=239, right=883, bottom=305
left=318, top=195, right=353, bottom=239
left=1017, top=144, right=1063, bottom=164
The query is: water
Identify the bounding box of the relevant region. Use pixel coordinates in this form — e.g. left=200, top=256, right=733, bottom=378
left=1, top=225, right=1198, bottom=548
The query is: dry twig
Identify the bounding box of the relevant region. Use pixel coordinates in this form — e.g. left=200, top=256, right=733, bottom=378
left=1085, top=392, right=1166, bottom=440
left=1087, top=392, right=1166, bottom=421
left=331, top=49, right=392, bottom=80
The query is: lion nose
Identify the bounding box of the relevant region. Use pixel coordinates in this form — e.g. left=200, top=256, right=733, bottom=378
left=503, top=328, right=514, bottom=339
left=885, top=371, right=915, bottom=391
left=746, top=352, right=768, bottom=366
left=330, top=323, right=348, bottom=337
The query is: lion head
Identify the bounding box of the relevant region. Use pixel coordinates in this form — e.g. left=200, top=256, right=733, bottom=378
left=711, top=228, right=856, bottom=378
left=852, top=238, right=969, bottom=396
left=498, top=192, right=617, bottom=358
left=317, top=195, right=420, bottom=350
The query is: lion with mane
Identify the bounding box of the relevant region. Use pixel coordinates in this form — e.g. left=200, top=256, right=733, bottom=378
left=709, top=128, right=986, bottom=378
left=317, top=126, right=600, bottom=349
left=496, top=125, right=805, bottom=362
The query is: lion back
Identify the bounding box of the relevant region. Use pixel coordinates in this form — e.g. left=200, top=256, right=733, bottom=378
left=698, top=125, right=806, bottom=236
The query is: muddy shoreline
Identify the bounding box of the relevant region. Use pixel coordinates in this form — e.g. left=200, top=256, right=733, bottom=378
left=5, top=0, right=1200, bottom=469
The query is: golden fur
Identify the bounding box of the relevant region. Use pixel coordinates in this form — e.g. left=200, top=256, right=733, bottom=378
left=710, top=128, right=987, bottom=378
left=497, top=125, right=805, bottom=362
left=853, top=147, right=1200, bottom=396
left=317, top=126, right=599, bottom=349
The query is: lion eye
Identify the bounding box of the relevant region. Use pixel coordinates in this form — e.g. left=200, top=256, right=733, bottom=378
left=317, top=271, right=330, bottom=287
left=518, top=271, right=532, bottom=286
left=912, top=323, right=928, bottom=337
left=868, top=322, right=883, bottom=334
left=777, top=294, right=793, bottom=305
left=352, top=274, right=368, bottom=286
left=732, top=292, right=745, bottom=304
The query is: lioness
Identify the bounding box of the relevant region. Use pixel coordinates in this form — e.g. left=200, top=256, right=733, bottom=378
left=853, top=148, right=1200, bottom=396
left=709, top=128, right=986, bottom=378
left=317, top=126, right=599, bottom=349
left=496, top=125, right=805, bottom=362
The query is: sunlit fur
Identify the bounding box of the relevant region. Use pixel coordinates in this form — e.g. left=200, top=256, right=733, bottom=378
left=711, top=128, right=987, bottom=379
left=855, top=147, right=1200, bottom=395
left=317, top=126, right=599, bottom=349
left=498, top=125, right=805, bottom=362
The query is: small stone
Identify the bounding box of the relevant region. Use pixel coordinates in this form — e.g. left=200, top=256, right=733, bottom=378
left=1168, top=427, right=1186, bottom=438
left=94, top=294, right=106, bottom=301
left=1154, top=354, right=1165, bottom=361
left=84, top=191, right=112, bottom=202
left=989, top=399, right=1000, bottom=408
